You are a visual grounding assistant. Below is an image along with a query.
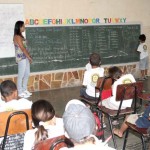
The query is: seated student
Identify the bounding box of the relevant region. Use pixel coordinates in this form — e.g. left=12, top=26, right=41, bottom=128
left=96, top=66, right=118, bottom=101
left=113, top=104, right=150, bottom=138
left=23, top=99, right=64, bottom=150
left=0, top=80, right=32, bottom=111
left=80, top=53, right=104, bottom=100
left=60, top=99, right=115, bottom=150
left=102, top=66, right=136, bottom=110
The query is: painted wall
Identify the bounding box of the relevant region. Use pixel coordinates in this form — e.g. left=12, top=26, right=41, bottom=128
left=0, top=0, right=150, bottom=25
left=23, top=0, right=150, bottom=47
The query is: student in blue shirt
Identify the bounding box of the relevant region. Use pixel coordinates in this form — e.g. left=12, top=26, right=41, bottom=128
left=113, top=104, right=150, bottom=137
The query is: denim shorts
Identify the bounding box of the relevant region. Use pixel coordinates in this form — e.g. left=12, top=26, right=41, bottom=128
left=139, top=56, right=149, bottom=70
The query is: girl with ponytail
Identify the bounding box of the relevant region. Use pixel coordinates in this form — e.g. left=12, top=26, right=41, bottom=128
left=23, top=99, right=64, bottom=150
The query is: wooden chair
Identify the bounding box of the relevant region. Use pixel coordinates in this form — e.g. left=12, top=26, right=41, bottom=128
left=138, top=93, right=150, bottom=108
left=96, top=76, right=113, bottom=91
left=80, top=76, right=113, bottom=141
left=0, top=109, right=32, bottom=149
left=34, top=135, right=68, bottom=150
left=123, top=122, right=150, bottom=150
left=80, top=76, right=113, bottom=106
left=100, top=81, right=143, bottom=149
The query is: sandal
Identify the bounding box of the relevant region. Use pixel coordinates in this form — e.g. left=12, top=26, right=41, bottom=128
left=113, top=128, right=123, bottom=138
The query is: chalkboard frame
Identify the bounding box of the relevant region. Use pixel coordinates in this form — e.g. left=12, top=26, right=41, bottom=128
left=0, top=23, right=141, bottom=76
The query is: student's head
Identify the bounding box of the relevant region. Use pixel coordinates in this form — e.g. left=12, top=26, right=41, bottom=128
left=108, top=66, right=122, bottom=80
left=63, top=99, right=96, bottom=143
left=32, top=99, right=55, bottom=127
left=14, top=20, right=25, bottom=37
left=139, top=34, right=146, bottom=42
left=32, top=100, right=55, bottom=145
left=0, top=80, right=18, bottom=102
left=89, top=53, right=101, bottom=67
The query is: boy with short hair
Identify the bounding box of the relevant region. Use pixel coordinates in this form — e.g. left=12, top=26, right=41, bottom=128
left=137, top=34, right=149, bottom=80
left=0, top=80, right=32, bottom=112
left=80, top=53, right=104, bottom=100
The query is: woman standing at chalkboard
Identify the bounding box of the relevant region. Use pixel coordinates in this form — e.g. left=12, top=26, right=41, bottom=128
left=13, top=21, right=32, bottom=98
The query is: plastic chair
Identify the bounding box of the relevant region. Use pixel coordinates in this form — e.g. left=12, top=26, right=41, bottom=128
left=123, top=122, right=150, bottom=150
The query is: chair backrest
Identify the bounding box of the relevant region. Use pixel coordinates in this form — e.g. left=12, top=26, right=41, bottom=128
left=115, top=82, right=143, bottom=116
left=116, top=81, right=143, bottom=101
left=96, top=76, right=113, bottom=104
left=0, top=109, right=32, bottom=136
left=96, top=76, right=113, bottom=90
left=34, top=135, right=67, bottom=150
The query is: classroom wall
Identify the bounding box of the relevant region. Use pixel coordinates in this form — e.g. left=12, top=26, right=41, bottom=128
left=1, top=0, right=150, bottom=36
left=0, top=0, right=150, bottom=91
left=24, top=0, right=150, bottom=46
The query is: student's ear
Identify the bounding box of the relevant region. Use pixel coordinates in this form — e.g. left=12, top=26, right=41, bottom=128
left=1, top=95, right=4, bottom=101
left=14, top=90, right=18, bottom=99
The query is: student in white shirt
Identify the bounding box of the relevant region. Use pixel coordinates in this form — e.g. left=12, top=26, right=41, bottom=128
left=102, top=66, right=136, bottom=110
left=137, top=34, right=149, bottom=80
left=60, top=99, right=115, bottom=150
left=0, top=80, right=32, bottom=112
left=80, top=53, right=104, bottom=100
left=85, top=62, right=92, bottom=71
left=23, top=99, right=64, bottom=150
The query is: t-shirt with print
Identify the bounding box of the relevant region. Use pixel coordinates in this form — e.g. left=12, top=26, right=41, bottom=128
left=85, top=63, right=92, bottom=71
left=137, top=42, right=148, bottom=59
left=106, top=74, right=136, bottom=109
left=0, top=98, right=32, bottom=112
left=83, top=67, right=104, bottom=97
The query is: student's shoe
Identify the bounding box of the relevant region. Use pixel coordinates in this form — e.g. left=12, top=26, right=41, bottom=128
left=138, top=77, right=145, bottom=81
left=112, top=120, right=119, bottom=126
left=144, top=76, right=148, bottom=79
left=19, top=92, right=30, bottom=98
left=103, top=122, right=107, bottom=128
left=142, top=90, right=146, bottom=93
left=24, top=90, right=32, bottom=96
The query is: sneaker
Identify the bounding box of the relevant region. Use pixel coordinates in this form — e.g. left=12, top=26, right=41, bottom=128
left=24, top=90, right=32, bottom=96
left=144, top=76, right=148, bottom=79
left=138, top=77, right=145, bottom=81
left=19, top=92, right=30, bottom=98
left=103, top=122, right=107, bottom=128
left=112, top=120, right=119, bottom=126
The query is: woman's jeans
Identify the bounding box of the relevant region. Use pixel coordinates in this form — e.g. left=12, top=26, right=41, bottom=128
left=17, top=58, right=30, bottom=94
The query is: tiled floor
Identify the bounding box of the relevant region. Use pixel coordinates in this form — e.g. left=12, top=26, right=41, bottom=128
left=29, top=78, right=150, bottom=150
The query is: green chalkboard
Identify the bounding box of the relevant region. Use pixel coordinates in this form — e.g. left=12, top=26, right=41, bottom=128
left=0, top=24, right=140, bottom=75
